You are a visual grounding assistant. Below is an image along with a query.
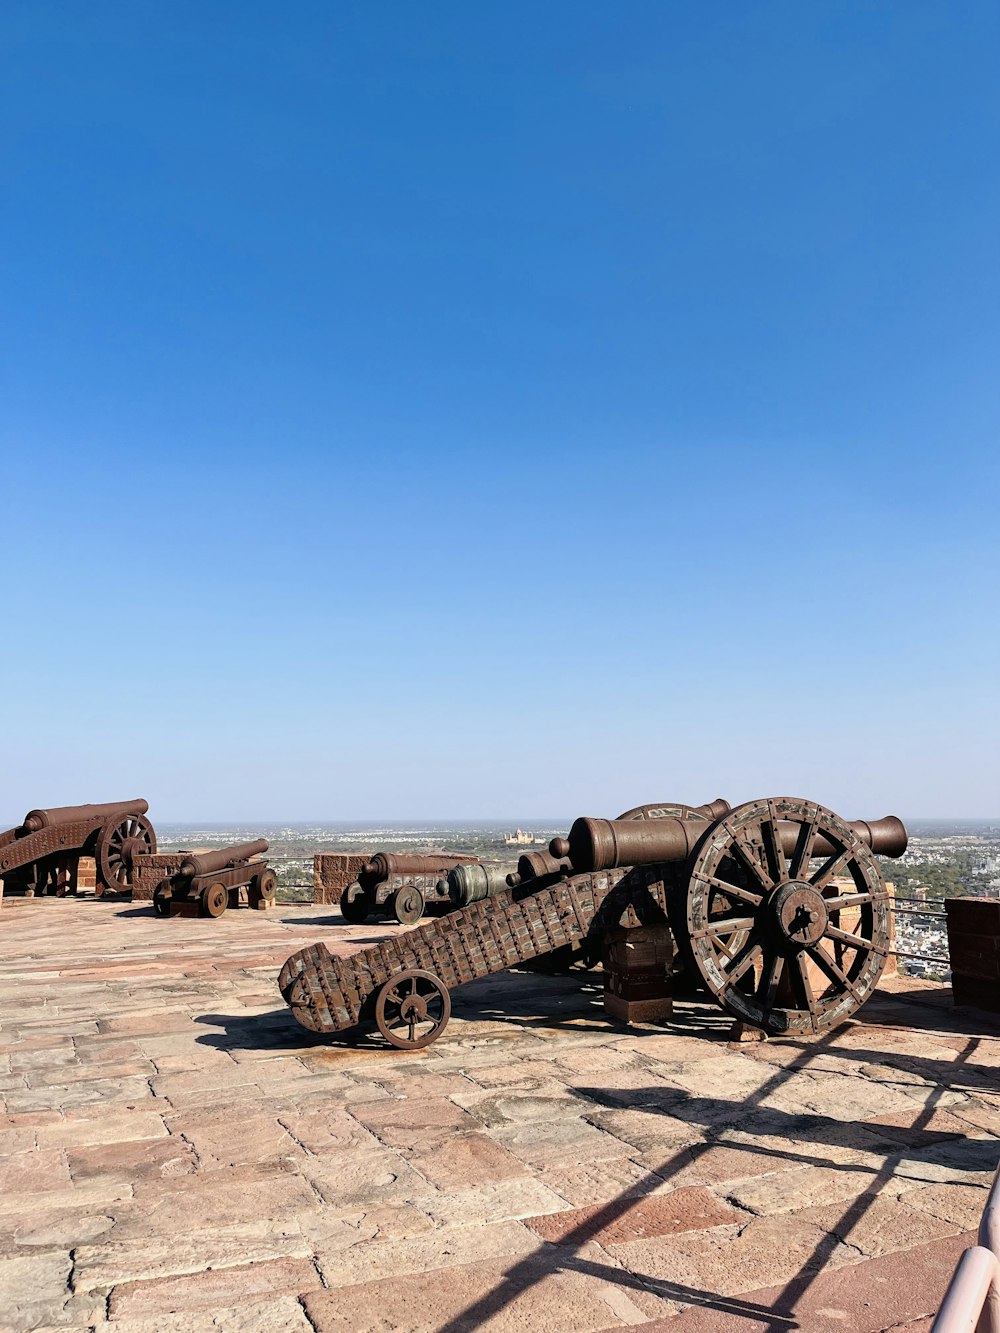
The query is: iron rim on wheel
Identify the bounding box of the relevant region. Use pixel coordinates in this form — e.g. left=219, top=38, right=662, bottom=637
left=374, top=968, right=451, bottom=1049
left=202, top=882, right=228, bottom=918
left=95, top=813, right=157, bottom=895
left=686, top=797, right=889, bottom=1036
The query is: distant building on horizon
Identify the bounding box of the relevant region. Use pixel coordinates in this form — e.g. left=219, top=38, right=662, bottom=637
left=502, top=828, right=541, bottom=847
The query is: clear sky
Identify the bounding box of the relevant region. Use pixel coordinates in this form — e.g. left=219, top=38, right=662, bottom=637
left=2, top=2, right=998, bottom=822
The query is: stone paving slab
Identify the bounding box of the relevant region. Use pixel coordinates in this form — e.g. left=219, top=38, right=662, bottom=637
left=0, top=899, right=999, bottom=1332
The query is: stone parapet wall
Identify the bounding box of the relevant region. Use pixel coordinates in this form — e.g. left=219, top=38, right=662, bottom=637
left=313, top=853, right=375, bottom=905
left=130, top=853, right=189, bottom=903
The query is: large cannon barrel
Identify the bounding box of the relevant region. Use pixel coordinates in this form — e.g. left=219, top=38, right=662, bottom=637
left=21, top=799, right=149, bottom=835
left=363, top=852, right=473, bottom=882
left=448, top=863, right=511, bottom=908
left=179, top=839, right=269, bottom=879
left=555, top=813, right=908, bottom=873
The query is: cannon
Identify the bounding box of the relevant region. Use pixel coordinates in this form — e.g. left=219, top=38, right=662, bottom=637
left=339, top=851, right=480, bottom=926
left=447, top=863, right=512, bottom=909
left=153, top=839, right=275, bottom=918
left=279, top=795, right=908, bottom=1049
left=0, top=800, right=156, bottom=898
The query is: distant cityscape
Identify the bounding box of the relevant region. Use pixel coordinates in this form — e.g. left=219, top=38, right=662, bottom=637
left=154, top=817, right=1000, bottom=985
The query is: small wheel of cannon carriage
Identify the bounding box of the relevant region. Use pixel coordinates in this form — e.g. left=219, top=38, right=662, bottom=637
left=374, top=969, right=451, bottom=1049
left=95, top=812, right=157, bottom=895
left=201, top=882, right=228, bottom=918
left=250, top=868, right=277, bottom=908
left=153, top=881, right=172, bottom=918
left=685, top=797, right=890, bottom=1037
left=340, top=882, right=372, bottom=924
left=391, top=884, right=424, bottom=927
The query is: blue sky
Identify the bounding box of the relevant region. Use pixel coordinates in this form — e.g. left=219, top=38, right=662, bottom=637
left=2, top=2, right=998, bottom=821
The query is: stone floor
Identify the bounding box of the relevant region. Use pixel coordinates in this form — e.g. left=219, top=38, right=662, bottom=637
left=1, top=897, right=999, bottom=1333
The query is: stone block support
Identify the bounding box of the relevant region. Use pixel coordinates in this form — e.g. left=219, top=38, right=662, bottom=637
left=602, top=924, right=673, bottom=1024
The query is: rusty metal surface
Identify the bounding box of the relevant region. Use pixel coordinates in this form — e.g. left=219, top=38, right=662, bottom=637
left=374, top=968, right=452, bottom=1048
left=281, top=866, right=632, bottom=1031
left=562, top=810, right=907, bottom=873
left=178, top=839, right=269, bottom=879
left=21, top=800, right=148, bottom=835
left=0, top=801, right=156, bottom=897
left=685, top=798, right=892, bottom=1036
left=153, top=840, right=273, bottom=918
left=342, top=850, right=484, bottom=924
left=278, top=794, right=908, bottom=1048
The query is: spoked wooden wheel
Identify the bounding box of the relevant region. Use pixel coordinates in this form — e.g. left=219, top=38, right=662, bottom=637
left=686, top=797, right=889, bottom=1036
left=374, top=968, right=451, bottom=1049
left=201, top=883, right=228, bottom=918
left=95, top=813, right=157, bottom=895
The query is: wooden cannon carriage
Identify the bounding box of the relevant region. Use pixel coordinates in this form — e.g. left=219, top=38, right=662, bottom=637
left=0, top=800, right=156, bottom=898
left=279, top=796, right=907, bottom=1049
left=340, top=852, right=481, bottom=926
left=153, top=840, right=276, bottom=918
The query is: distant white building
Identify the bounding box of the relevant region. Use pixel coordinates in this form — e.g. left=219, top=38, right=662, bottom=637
left=503, top=828, right=539, bottom=847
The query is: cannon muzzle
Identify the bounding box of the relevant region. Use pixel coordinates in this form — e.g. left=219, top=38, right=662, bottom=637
left=21, top=799, right=149, bottom=835
left=558, top=812, right=908, bottom=873
left=506, top=848, right=572, bottom=889
left=179, top=839, right=269, bottom=879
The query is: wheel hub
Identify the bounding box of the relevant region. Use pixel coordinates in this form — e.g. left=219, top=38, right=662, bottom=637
left=399, top=994, right=428, bottom=1022
left=121, top=837, right=147, bottom=868
left=772, top=881, right=828, bottom=947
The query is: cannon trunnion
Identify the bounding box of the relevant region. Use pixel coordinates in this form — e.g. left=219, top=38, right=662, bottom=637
left=0, top=800, right=156, bottom=898
left=279, top=795, right=908, bottom=1050
left=153, top=839, right=275, bottom=919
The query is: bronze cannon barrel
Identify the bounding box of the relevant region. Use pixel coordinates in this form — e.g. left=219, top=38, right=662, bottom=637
left=179, top=839, right=269, bottom=879
left=21, top=799, right=149, bottom=835
left=448, top=864, right=511, bottom=908
left=505, top=848, right=572, bottom=889
left=556, top=813, right=908, bottom=873
left=363, top=852, right=472, bottom=881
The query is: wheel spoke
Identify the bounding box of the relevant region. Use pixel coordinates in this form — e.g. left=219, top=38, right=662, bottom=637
left=807, top=941, right=862, bottom=1003
left=759, top=950, right=785, bottom=1022
left=793, top=952, right=817, bottom=1031
left=824, top=923, right=876, bottom=953
left=827, top=891, right=885, bottom=908
left=721, top=933, right=763, bottom=988
left=690, top=915, right=756, bottom=941
left=698, top=874, right=763, bottom=908
left=790, top=821, right=819, bottom=879
left=811, top=847, right=852, bottom=889
left=762, top=815, right=786, bottom=883
left=727, top=825, right=775, bottom=891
